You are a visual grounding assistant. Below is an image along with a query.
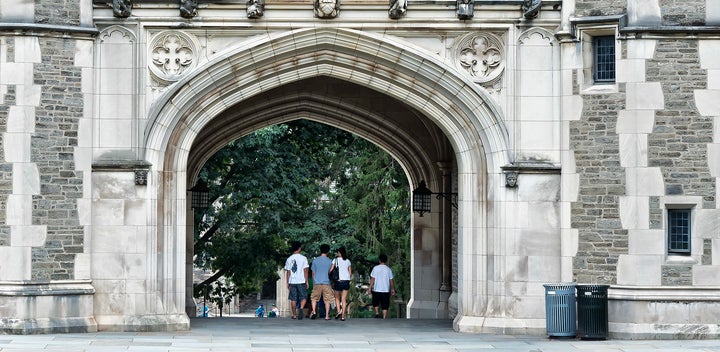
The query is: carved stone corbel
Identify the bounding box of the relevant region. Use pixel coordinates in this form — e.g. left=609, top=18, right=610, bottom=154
left=389, top=0, right=407, bottom=19
left=314, top=0, right=340, bottom=18
left=522, top=0, right=542, bottom=19
left=504, top=171, right=518, bottom=188
left=113, top=0, right=133, bottom=18
left=180, top=0, right=198, bottom=18
left=457, top=0, right=474, bottom=20
left=135, top=170, right=149, bottom=186
left=247, top=0, right=265, bottom=19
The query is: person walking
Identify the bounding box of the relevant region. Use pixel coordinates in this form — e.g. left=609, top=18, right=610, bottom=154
left=309, top=244, right=335, bottom=320
left=330, top=246, right=352, bottom=321
left=284, top=241, right=309, bottom=320
left=369, top=253, right=396, bottom=319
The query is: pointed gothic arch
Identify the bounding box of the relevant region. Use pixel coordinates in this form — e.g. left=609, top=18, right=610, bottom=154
left=142, top=27, right=510, bottom=327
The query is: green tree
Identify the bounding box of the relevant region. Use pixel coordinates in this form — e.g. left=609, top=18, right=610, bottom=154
left=193, top=119, right=410, bottom=310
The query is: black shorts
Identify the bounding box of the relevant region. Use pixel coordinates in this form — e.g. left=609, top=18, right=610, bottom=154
left=372, top=291, right=391, bottom=310
left=333, top=280, right=350, bottom=291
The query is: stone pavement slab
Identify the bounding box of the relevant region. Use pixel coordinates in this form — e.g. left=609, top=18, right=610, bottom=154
left=1, top=318, right=720, bottom=351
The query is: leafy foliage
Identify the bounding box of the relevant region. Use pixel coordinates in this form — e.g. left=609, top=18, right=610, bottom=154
left=193, top=119, right=411, bottom=307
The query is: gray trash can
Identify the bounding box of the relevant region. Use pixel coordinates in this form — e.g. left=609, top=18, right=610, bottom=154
left=543, top=283, right=577, bottom=337
left=576, top=284, right=609, bottom=340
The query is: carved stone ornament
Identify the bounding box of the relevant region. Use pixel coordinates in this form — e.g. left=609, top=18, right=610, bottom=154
left=179, top=0, right=198, bottom=18
left=247, top=0, right=265, bottom=19
left=314, top=0, right=340, bottom=19
left=149, top=31, right=198, bottom=84
left=453, top=33, right=505, bottom=85
left=457, top=0, right=474, bottom=20
left=113, top=0, right=133, bottom=18
left=522, top=0, right=542, bottom=19
left=389, top=0, right=407, bottom=19
left=505, top=171, right=518, bottom=188
left=135, top=170, right=148, bottom=186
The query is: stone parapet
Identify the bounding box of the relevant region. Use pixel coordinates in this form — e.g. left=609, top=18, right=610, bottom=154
left=0, top=280, right=97, bottom=334
left=609, top=285, right=720, bottom=339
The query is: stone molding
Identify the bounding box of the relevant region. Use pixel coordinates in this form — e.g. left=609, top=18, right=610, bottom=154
left=0, top=23, right=98, bottom=38
left=609, top=285, right=720, bottom=301
left=499, top=161, right=562, bottom=188
left=92, top=160, right=152, bottom=171
left=0, top=280, right=95, bottom=296
left=92, top=161, right=152, bottom=185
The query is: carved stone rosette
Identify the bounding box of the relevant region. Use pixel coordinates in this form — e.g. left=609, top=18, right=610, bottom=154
left=452, top=32, right=505, bottom=87
left=148, top=31, right=199, bottom=85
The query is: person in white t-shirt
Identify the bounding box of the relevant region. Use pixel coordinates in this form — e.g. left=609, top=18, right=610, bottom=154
left=369, top=253, right=395, bottom=319
left=284, top=241, right=309, bottom=320
left=330, top=246, right=352, bottom=321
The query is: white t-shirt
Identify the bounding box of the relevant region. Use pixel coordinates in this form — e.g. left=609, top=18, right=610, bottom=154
left=285, top=253, right=309, bottom=284
left=370, top=264, right=394, bottom=292
left=335, top=258, right=352, bottom=281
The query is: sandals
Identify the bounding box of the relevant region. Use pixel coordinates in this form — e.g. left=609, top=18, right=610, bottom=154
left=334, top=312, right=342, bottom=320
left=310, top=312, right=317, bottom=320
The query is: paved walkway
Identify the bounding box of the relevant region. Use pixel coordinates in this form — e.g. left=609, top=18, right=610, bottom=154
left=2, top=318, right=720, bottom=351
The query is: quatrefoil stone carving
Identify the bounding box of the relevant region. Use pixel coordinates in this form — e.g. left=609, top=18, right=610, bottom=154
left=453, top=33, right=505, bottom=85
left=149, top=31, right=198, bottom=84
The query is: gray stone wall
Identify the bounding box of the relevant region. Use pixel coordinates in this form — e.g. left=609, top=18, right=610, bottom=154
left=647, top=39, right=714, bottom=208
left=661, top=264, right=692, bottom=285
left=35, top=0, right=81, bottom=26
left=571, top=92, right=628, bottom=284
left=0, top=40, right=11, bottom=246
left=660, top=0, right=707, bottom=26
left=30, top=36, right=84, bottom=281
left=575, top=0, right=626, bottom=17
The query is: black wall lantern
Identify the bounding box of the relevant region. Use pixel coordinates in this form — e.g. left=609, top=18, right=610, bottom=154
left=412, top=180, right=433, bottom=217
left=412, top=180, right=457, bottom=217
left=189, top=179, right=210, bottom=209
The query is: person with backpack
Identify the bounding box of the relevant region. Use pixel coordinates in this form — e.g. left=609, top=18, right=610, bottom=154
left=329, top=246, right=352, bottom=321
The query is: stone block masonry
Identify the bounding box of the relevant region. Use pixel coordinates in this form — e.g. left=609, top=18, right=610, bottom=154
left=661, top=0, right=707, bottom=25
left=0, top=44, right=13, bottom=247
left=30, top=36, right=84, bottom=281
left=35, top=0, right=81, bottom=26
left=647, top=39, right=714, bottom=208
left=571, top=92, right=628, bottom=284
left=574, top=0, right=626, bottom=17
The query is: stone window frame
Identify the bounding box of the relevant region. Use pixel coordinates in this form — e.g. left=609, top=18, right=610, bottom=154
left=667, top=208, right=691, bottom=255
left=661, top=196, right=703, bottom=264
left=575, top=21, right=620, bottom=95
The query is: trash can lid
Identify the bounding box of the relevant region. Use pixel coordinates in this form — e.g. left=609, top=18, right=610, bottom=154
left=543, top=283, right=577, bottom=290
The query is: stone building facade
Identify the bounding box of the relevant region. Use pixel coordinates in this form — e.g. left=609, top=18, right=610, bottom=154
left=0, top=0, right=718, bottom=339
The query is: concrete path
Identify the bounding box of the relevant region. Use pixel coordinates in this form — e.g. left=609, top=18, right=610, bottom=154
left=2, top=318, right=720, bottom=351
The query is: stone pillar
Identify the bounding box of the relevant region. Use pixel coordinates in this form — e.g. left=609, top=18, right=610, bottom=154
left=408, top=178, right=444, bottom=319
left=0, top=0, right=100, bottom=334
left=276, top=269, right=290, bottom=316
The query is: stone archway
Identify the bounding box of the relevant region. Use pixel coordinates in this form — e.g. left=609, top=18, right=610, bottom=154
left=142, top=27, right=510, bottom=329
